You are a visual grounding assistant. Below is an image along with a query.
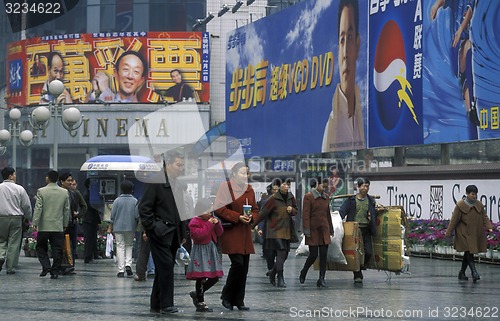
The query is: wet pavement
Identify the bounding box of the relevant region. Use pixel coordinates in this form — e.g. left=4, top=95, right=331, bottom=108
left=1, top=248, right=499, bottom=321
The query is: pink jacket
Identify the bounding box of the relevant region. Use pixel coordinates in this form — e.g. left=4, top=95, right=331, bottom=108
left=188, top=216, right=224, bottom=245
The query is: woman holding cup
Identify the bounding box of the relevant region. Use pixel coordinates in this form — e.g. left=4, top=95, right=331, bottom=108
left=214, top=162, right=259, bottom=311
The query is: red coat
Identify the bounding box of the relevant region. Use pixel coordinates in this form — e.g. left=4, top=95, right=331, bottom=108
left=302, top=190, right=333, bottom=246
left=214, top=179, right=259, bottom=254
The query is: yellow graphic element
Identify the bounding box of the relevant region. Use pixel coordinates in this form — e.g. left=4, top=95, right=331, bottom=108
left=490, top=106, right=499, bottom=130
left=148, top=38, right=202, bottom=101
left=395, top=68, right=419, bottom=125
left=229, top=68, right=243, bottom=112
left=241, top=64, right=255, bottom=110
left=229, top=52, right=333, bottom=112
left=479, top=106, right=500, bottom=130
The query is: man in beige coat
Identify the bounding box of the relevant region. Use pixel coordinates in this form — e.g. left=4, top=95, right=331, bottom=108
left=32, top=170, right=70, bottom=279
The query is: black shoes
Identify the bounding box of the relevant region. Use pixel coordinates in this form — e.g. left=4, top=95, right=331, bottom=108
left=189, top=291, right=198, bottom=308
left=268, top=268, right=277, bottom=286
left=221, top=299, right=233, bottom=310
left=317, top=278, right=327, bottom=287
left=160, top=306, right=178, bottom=314
left=458, top=270, right=469, bottom=281
left=6, top=270, right=16, bottom=275
left=196, top=303, right=213, bottom=312
left=134, top=274, right=146, bottom=281
left=236, top=305, right=250, bottom=311
left=117, top=272, right=125, bottom=277
left=299, top=269, right=307, bottom=284
left=50, top=274, right=58, bottom=279
left=125, top=266, right=133, bottom=276
left=39, top=269, right=50, bottom=277
left=150, top=307, right=178, bottom=314
left=61, top=267, right=75, bottom=275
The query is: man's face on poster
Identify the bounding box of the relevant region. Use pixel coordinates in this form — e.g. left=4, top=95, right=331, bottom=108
left=115, top=54, right=145, bottom=97
left=338, top=4, right=360, bottom=98
left=49, top=54, right=64, bottom=82
left=171, top=70, right=182, bottom=84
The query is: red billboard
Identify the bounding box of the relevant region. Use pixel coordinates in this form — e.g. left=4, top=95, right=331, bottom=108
left=6, top=31, right=210, bottom=106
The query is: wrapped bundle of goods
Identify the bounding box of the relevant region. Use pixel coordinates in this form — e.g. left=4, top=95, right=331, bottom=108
left=372, top=206, right=409, bottom=272
left=315, top=220, right=363, bottom=271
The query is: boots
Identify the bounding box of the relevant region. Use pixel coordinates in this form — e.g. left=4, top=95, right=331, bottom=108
left=269, top=267, right=277, bottom=286
left=317, top=271, right=327, bottom=287
left=299, top=268, right=307, bottom=284
left=469, top=261, right=480, bottom=282
left=277, top=271, right=286, bottom=288
left=458, top=258, right=469, bottom=280
left=458, top=270, right=469, bottom=281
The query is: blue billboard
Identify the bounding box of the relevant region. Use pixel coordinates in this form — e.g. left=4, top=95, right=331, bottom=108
left=226, top=0, right=500, bottom=157
left=225, top=0, right=368, bottom=157
left=368, top=0, right=424, bottom=147
left=423, top=0, right=500, bottom=143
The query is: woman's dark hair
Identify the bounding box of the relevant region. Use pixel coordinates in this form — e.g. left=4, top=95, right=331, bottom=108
left=466, top=185, right=478, bottom=194
left=309, top=178, right=318, bottom=188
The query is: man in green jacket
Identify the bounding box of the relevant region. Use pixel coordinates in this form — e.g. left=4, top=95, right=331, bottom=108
left=32, top=170, right=70, bottom=279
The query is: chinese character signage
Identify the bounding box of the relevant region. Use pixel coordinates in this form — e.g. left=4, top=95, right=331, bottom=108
left=225, top=0, right=368, bottom=157
left=6, top=31, right=210, bottom=106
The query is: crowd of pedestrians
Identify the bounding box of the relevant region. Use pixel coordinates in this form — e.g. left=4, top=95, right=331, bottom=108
left=0, top=162, right=495, bottom=316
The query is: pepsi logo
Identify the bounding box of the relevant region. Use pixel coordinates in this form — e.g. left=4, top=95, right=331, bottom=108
left=373, top=20, right=407, bottom=130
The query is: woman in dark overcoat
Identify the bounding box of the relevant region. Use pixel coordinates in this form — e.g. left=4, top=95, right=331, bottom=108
left=446, top=185, right=493, bottom=282
left=299, top=178, right=333, bottom=287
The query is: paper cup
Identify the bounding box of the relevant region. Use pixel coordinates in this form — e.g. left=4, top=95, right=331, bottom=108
left=243, top=205, right=252, bottom=216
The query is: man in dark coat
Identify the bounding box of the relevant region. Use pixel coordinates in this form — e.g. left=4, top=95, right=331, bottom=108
left=139, top=151, right=185, bottom=314
left=162, top=69, right=195, bottom=102
left=339, top=177, right=377, bottom=283
left=82, top=179, right=101, bottom=264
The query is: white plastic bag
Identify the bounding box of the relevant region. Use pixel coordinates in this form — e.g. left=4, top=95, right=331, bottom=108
left=175, top=245, right=190, bottom=266
left=327, top=211, right=347, bottom=264
left=295, top=234, right=309, bottom=256
left=105, top=233, right=114, bottom=258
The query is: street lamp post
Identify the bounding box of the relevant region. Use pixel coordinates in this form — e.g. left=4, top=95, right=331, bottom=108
left=29, top=79, right=83, bottom=170
left=0, top=108, right=36, bottom=169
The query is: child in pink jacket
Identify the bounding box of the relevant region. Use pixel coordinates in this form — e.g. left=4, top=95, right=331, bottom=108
left=186, top=198, right=224, bottom=312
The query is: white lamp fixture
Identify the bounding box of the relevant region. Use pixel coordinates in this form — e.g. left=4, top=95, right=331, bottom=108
left=28, top=79, right=83, bottom=170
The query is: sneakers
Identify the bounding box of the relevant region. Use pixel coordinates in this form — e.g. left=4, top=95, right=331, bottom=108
left=134, top=274, right=146, bottom=281
left=125, top=266, right=133, bottom=276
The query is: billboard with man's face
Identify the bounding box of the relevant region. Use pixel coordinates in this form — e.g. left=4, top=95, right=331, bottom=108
left=6, top=31, right=210, bottom=106
left=225, top=0, right=368, bottom=157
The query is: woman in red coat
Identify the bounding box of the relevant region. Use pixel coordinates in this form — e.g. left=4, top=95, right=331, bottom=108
left=299, top=178, right=333, bottom=287
left=214, top=162, right=259, bottom=311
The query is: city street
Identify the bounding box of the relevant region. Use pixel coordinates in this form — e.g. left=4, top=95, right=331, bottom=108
left=1, top=249, right=499, bottom=321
